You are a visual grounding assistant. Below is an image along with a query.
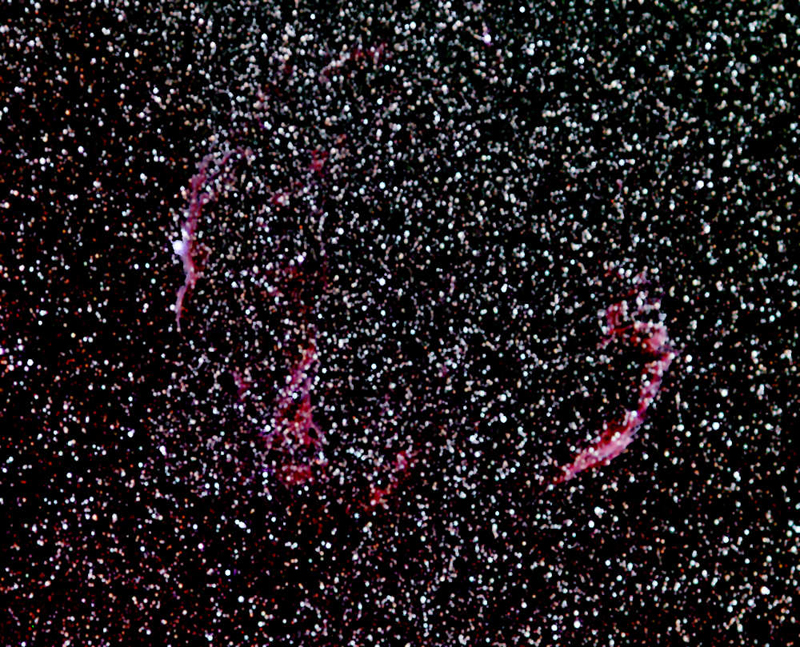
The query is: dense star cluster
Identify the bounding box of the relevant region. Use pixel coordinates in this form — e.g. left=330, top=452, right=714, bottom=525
left=1, top=1, right=798, bottom=645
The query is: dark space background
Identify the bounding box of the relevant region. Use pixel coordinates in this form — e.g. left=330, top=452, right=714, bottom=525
left=1, top=1, right=798, bottom=645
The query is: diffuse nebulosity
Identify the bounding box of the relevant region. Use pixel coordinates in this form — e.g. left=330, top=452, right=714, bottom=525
left=1, top=1, right=797, bottom=646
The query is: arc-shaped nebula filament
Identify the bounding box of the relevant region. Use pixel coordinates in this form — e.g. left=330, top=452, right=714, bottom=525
left=553, top=292, right=676, bottom=484
left=170, top=141, right=677, bottom=501
left=173, top=148, right=250, bottom=332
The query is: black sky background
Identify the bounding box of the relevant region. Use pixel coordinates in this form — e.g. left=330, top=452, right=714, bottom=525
left=1, top=1, right=798, bottom=645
